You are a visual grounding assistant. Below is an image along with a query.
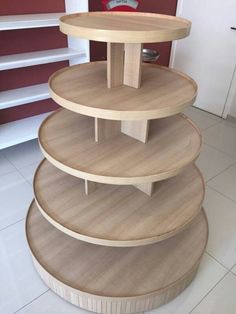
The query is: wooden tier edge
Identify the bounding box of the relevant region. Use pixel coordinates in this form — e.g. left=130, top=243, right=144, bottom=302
left=26, top=204, right=208, bottom=314
left=49, top=63, right=197, bottom=121
left=33, top=160, right=205, bottom=246
left=38, top=113, right=202, bottom=185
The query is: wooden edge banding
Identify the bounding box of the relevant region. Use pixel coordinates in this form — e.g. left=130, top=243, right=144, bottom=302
left=33, top=161, right=205, bottom=246
left=25, top=204, right=208, bottom=314
left=48, top=62, right=198, bottom=121
left=59, top=12, right=191, bottom=43
left=121, top=120, right=150, bottom=143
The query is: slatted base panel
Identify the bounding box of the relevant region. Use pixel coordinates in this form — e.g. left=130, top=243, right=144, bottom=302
left=26, top=202, right=208, bottom=314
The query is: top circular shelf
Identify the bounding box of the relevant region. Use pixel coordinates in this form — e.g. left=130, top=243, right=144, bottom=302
left=60, top=12, right=191, bottom=43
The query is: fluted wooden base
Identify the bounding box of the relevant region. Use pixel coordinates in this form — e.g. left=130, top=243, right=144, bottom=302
left=26, top=201, right=208, bottom=314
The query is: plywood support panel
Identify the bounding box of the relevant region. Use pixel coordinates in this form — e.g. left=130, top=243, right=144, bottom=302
left=107, top=43, right=124, bottom=88
left=124, top=43, right=143, bottom=88
left=84, top=180, right=99, bottom=195
left=135, top=182, right=154, bottom=196
left=121, top=120, right=150, bottom=143
left=95, top=117, right=121, bottom=142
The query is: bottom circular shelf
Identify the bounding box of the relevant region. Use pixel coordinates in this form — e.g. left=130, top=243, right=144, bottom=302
left=26, top=202, right=208, bottom=314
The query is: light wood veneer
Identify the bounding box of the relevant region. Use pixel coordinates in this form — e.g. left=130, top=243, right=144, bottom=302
left=38, top=109, right=201, bottom=185
left=26, top=202, right=208, bottom=314
left=33, top=159, right=204, bottom=247
left=49, top=62, right=197, bottom=121
left=59, top=12, right=191, bottom=43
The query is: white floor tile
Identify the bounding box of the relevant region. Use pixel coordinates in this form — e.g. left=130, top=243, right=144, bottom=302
left=203, top=123, right=236, bottom=158
left=0, top=220, right=47, bottom=314
left=18, top=162, right=39, bottom=185
left=15, top=291, right=91, bottom=314
left=208, top=164, right=236, bottom=202
left=204, top=187, right=236, bottom=269
left=145, top=253, right=226, bottom=314
left=191, top=272, right=236, bottom=314
left=0, top=152, right=16, bottom=176
left=2, top=139, right=43, bottom=170
left=183, top=107, right=221, bottom=130
left=0, top=171, right=33, bottom=230
left=196, top=144, right=236, bottom=182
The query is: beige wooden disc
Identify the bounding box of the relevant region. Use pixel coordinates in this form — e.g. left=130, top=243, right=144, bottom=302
left=26, top=202, right=208, bottom=314
left=60, top=12, right=191, bottom=43
left=39, top=109, right=202, bottom=185
left=49, top=62, right=197, bottom=120
left=34, top=159, right=204, bottom=247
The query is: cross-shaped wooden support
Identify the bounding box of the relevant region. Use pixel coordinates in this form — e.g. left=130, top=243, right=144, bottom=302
left=91, top=42, right=153, bottom=196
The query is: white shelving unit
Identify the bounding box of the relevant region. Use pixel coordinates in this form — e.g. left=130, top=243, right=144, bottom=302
left=0, top=0, right=89, bottom=149
left=0, top=48, right=85, bottom=70
left=0, top=83, right=49, bottom=110
left=0, top=13, right=64, bottom=30
left=0, top=113, right=50, bottom=149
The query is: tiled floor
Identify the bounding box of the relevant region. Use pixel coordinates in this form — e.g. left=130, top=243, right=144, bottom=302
left=1, top=106, right=236, bottom=314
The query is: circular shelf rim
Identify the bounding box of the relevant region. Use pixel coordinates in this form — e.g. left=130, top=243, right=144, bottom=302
left=60, top=12, right=191, bottom=43
left=26, top=202, right=208, bottom=313
left=49, top=62, right=198, bottom=121
left=33, top=160, right=205, bottom=247
left=38, top=111, right=202, bottom=185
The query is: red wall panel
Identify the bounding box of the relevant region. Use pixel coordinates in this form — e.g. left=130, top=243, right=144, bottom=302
left=0, top=27, right=67, bottom=56
left=0, top=0, right=65, bottom=15
left=0, top=99, right=59, bottom=124
left=0, top=61, right=69, bottom=91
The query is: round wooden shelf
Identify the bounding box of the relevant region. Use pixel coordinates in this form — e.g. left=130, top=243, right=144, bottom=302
left=34, top=159, right=204, bottom=247
left=60, top=12, right=191, bottom=43
left=49, top=62, right=197, bottom=121
left=39, top=109, right=202, bottom=185
left=26, top=202, right=208, bottom=314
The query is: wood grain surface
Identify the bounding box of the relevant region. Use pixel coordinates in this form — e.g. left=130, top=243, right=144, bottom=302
left=26, top=202, right=208, bottom=313
left=49, top=62, right=197, bottom=121
left=60, top=12, right=191, bottom=43
left=34, top=159, right=205, bottom=246
left=39, top=109, right=202, bottom=185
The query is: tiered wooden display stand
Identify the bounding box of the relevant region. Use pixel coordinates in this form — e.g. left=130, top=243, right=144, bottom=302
left=26, top=12, right=208, bottom=314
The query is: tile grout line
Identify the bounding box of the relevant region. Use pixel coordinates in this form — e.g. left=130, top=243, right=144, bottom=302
left=13, top=289, right=50, bottom=313
left=201, top=140, right=236, bottom=160
left=206, top=184, right=236, bottom=205
left=0, top=217, right=25, bottom=232
left=205, top=252, right=229, bottom=271
left=205, top=159, right=236, bottom=183
left=189, top=269, right=230, bottom=313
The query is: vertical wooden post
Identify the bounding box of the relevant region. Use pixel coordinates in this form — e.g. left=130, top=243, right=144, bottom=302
left=135, top=182, right=154, bottom=196
left=123, top=43, right=143, bottom=88
left=85, top=180, right=99, bottom=195
left=107, top=43, right=124, bottom=88
left=95, top=118, right=121, bottom=142
left=121, top=120, right=150, bottom=143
